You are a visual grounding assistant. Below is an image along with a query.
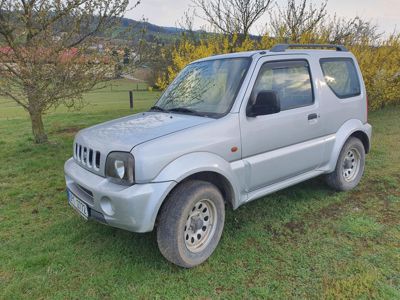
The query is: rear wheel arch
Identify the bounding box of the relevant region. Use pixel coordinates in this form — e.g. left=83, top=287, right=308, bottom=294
left=325, top=136, right=366, bottom=191
left=350, top=130, right=370, bottom=153
left=326, top=120, right=371, bottom=173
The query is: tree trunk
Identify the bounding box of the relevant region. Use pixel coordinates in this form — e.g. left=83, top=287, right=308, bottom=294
left=29, top=111, right=48, bottom=144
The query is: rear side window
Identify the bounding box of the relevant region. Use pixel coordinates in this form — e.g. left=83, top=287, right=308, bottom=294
left=252, top=60, right=314, bottom=111
left=320, top=58, right=361, bottom=98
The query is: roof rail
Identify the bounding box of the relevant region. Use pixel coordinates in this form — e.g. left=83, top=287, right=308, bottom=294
left=270, top=44, right=348, bottom=52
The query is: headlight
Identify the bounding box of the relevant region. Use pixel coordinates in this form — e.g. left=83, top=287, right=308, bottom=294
left=105, top=152, right=135, bottom=185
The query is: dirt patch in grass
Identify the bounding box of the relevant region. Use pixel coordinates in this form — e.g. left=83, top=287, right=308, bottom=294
left=377, top=199, right=400, bottom=226
left=361, top=177, right=400, bottom=225
left=323, top=268, right=382, bottom=299
left=284, top=179, right=399, bottom=236
left=263, top=224, right=281, bottom=238
left=363, top=177, right=400, bottom=195
left=215, top=285, right=235, bottom=295
left=318, top=201, right=344, bottom=219
left=284, top=220, right=305, bottom=234
left=317, top=173, right=399, bottom=219
left=0, top=271, right=13, bottom=286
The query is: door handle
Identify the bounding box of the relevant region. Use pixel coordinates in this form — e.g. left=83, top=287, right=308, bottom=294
left=308, top=113, right=318, bottom=120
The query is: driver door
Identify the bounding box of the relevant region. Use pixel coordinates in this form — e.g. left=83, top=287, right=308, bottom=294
left=239, top=56, right=324, bottom=192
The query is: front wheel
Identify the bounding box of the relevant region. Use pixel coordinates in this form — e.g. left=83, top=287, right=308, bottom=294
left=325, top=137, right=365, bottom=191
left=156, top=180, right=225, bottom=268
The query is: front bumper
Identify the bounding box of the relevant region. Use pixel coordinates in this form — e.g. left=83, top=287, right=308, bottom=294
left=64, top=158, right=177, bottom=233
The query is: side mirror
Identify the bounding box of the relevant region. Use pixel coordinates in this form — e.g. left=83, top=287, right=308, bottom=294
left=247, top=90, right=281, bottom=117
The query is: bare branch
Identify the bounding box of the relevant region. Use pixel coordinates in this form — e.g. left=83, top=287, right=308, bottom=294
left=321, top=15, right=383, bottom=45
left=269, top=0, right=327, bottom=42
left=192, top=0, right=273, bottom=37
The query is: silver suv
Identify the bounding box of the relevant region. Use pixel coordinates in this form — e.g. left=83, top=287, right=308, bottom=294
left=65, top=44, right=372, bottom=267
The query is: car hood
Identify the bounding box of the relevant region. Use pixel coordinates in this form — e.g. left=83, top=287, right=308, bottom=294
left=75, top=112, right=213, bottom=153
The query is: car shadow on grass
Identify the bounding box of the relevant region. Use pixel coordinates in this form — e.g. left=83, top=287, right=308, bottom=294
left=224, top=176, right=336, bottom=229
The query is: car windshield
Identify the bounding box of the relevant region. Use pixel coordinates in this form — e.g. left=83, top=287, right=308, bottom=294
left=154, top=57, right=251, bottom=117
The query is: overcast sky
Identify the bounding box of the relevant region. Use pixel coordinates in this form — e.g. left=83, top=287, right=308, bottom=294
left=126, top=0, right=399, bottom=35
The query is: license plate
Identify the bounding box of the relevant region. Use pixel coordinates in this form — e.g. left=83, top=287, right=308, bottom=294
left=68, top=190, right=89, bottom=219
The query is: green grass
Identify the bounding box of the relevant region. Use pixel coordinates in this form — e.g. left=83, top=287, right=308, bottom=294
left=0, top=82, right=399, bottom=299
left=0, top=79, right=160, bottom=120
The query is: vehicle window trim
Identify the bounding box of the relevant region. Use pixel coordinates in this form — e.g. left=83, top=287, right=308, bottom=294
left=319, top=57, right=362, bottom=99
left=248, top=59, right=316, bottom=113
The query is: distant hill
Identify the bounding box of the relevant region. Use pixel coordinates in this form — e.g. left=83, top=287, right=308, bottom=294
left=119, top=18, right=185, bottom=34
left=111, top=18, right=200, bottom=45
left=111, top=17, right=260, bottom=45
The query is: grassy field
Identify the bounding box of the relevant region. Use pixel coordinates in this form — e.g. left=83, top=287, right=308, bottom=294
left=0, top=80, right=399, bottom=299
left=0, top=79, right=160, bottom=120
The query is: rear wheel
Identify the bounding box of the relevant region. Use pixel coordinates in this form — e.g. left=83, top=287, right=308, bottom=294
left=325, top=137, right=365, bottom=191
left=156, top=180, right=225, bottom=268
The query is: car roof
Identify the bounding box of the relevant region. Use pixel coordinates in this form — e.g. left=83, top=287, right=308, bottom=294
left=192, top=49, right=354, bottom=64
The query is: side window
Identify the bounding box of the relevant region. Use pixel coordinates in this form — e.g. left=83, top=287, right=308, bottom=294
left=320, top=58, right=361, bottom=98
left=252, top=60, right=314, bottom=111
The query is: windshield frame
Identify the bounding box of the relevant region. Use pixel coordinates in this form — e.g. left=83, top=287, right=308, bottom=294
left=153, top=57, right=253, bottom=118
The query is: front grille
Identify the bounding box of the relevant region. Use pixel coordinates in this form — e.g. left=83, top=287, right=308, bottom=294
left=74, top=142, right=101, bottom=171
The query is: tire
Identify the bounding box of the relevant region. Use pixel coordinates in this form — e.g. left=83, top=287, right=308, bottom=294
left=156, top=180, right=225, bottom=268
left=325, top=137, right=365, bottom=191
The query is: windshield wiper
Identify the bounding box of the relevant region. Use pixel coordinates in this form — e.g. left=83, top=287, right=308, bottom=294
left=149, top=105, right=168, bottom=112
left=168, top=107, right=206, bottom=117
